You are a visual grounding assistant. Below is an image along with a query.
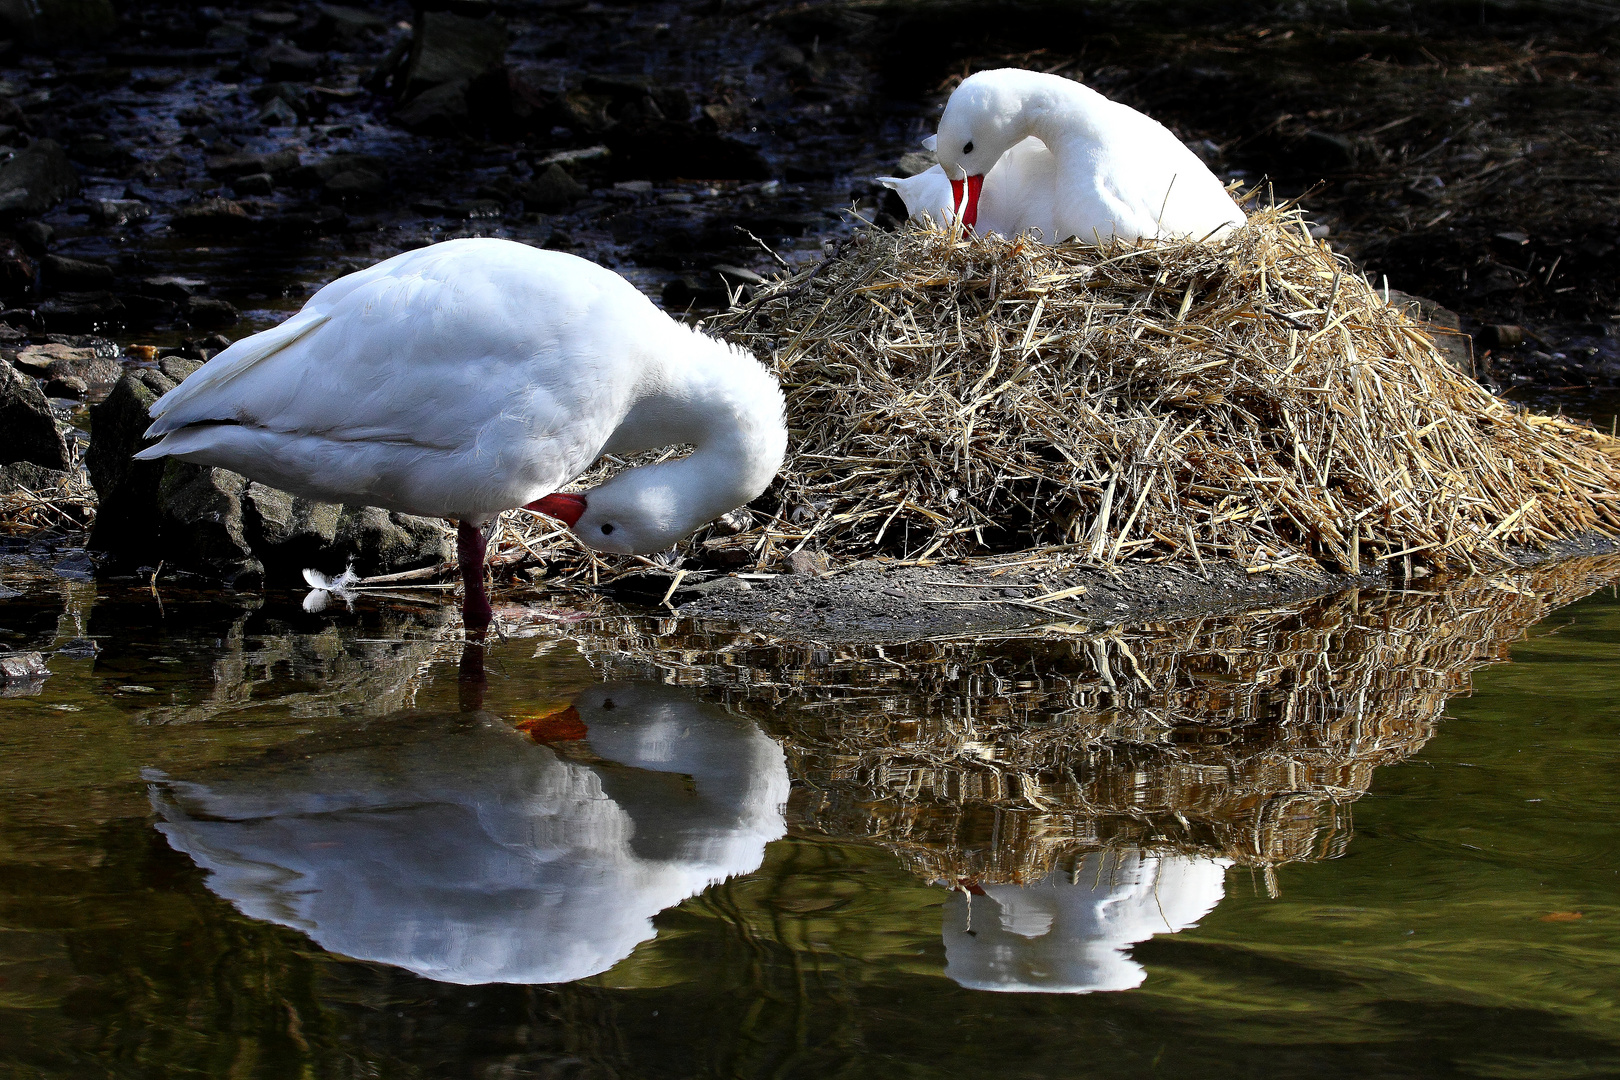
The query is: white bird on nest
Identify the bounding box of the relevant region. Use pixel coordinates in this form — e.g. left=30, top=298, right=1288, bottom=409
left=135, top=238, right=788, bottom=632
left=889, top=68, right=1245, bottom=245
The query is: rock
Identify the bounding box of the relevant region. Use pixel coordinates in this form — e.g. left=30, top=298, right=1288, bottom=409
left=41, top=254, right=113, bottom=291
left=13, top=221, right=52, bottom=255
left=245, top=482, right=340, bottom=555
left=662, top=273, right=729, bottom=310
left=0, top=361, right=70, bottom=470
left=185, top=296, right=238, bottom=329
left=158, top=355, right=203, bottom=382
left=393, top=78, right=470, bottom=134
left=205, top=149, right=301, bottom=179
left=1481, top=324, right=1525, bottom=350
left=172, top=198, right=255, bottom=236
left=69, top=137, right=135, bottom=174
left=1385, top=289, right=1472, bottom=375
left=88, top=199, right=151, bottom=226
left=0, top=459, right=74, bottom=493
left=515, top=163, right=584, bottom=212
left=788, top=550, right=830, bottom=576
left=13, top=342, right=93, bottom=371
left=895, top=150, right=935, bottom=178
left=44, top=372, right=87, bottom=399
left=0, top=238, right=33, bottom=295
left=0, top=140, right=80, bottom=218
left=400, top=9, right=507, bottom=100
left=158, top=464, right=263, bottom=586
left=232, top=172, right=274, bottom=196
left=140, top=275, right=206, bottom=300
left=248, top=41, right=323, bottom=81
left=0, top=0, right=116, bottom=47
left=248, top=10, right=300, bottom=32
left=292, top=152, right=386, bottom=187
left=1300, top=130, right=1357, bottom=173
left=334, top=505, right=451, bottom=577
left=37, top=293, right=123, bottom=334
left=45, top=351, right=121, bottom=390
left=322, top=167, right=386, bottom=201
left=258, top=97, right=300, bottom=127
left=302, top=3, right=388, bottom=48
left=0, top=651, right=49, bottom=694
left=603, top=122, right=769, bottom=181
left=87, top=368, right=175, bottom=558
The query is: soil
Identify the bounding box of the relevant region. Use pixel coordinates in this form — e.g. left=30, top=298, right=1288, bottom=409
left=3, top=0, right=1619, bottom=629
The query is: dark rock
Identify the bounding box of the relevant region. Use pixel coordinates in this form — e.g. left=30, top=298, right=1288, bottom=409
left=604, top=122, right=769, bottom=181
left=44, top=373, right=87, bottom=399
left=322, top=167, right=386, bottom=201
left=248, top=11, right=300, bottom=32
left=13, top=221, right=52, bottom=255
left=45, top=351, right=122, bottom=390
left=335, top=505, right=451, bottom=577
left=269, top=206, right=346, bottom=237
left=301, top=3, right=388, bottom=48
left=158, top=355, right=203, bottom=382
left=248, top=41, right=323, bottom=81
left=185, top=296, right=238, bottom=329
left=1481, top=324, right=1525, bottom=350
left=0, top=360, right=71, bottom=470
left=1299, top=130, right=1357, bottom=173
left=0, top=460, right=74, bottom=494
left=232, top=172, right=274, bottom=196
left=400, top=9, right=507, bottom=100
left=0, top=0, right=116, bottom=47
left=88, top=199, right=151, bottom=226
left=0, top=141, right=80, bottom=218
left=1386, top=289, right=1472, bottom=375
left=172, top=198, right=255, bottom=236
left=41, top=254, right=113, bottom=291
left=37, top=293, right=124, bottom=334
left=87, top=368, right=174, bottom=557
left=0, top=238, right=33, bottom=294
left=140, top=275, right=206, bottom=300
left=393, top=78, right=469, bottom=133
left=662, top=273, right=728, bottom=310
left=0, top=651, right=49, bottom=692
left=292, top=152, right=386, bottom=186
left=449, top=199, right=504, bottom=220
left=258, top=97, right=301, bottom=127
left=157, top=464, right=263, bottom=586
left=68, top=137, right=135, bottom=173
left=206, top=148, right=301, bottom=179
left=516, top=164, right=584, bottom=212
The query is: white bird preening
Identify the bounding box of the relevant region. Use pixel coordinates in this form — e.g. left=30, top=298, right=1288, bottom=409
left=135, top=238, right=788, bottom=632
left=879, top=135, right=1059, bottom=241
left=923, top=68, right=1245, bottom=244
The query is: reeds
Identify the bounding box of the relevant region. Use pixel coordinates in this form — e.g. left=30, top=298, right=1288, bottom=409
left=0, top=470, right=95, bottom=535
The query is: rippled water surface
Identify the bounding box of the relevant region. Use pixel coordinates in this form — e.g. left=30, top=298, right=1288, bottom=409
left=3, top=558, right=1619, bottom=1079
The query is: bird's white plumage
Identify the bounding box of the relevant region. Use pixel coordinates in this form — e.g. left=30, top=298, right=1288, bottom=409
left=136, top=239, right=786, bottom=553
left=146, top=683, right=790, bottom=986
left=931, top=68, right=1246, bottom=244
left=880, top=136, right=1058, bottom=240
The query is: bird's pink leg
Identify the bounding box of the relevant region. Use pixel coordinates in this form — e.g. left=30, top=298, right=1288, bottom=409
left=456, top=519, right=493, bottom=634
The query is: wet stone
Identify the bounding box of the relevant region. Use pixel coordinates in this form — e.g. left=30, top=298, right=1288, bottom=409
left=205, top=149, right=300, bottom=180
left=172, top=198, right=255, bottom=236
left=157, top=464, right=263, bottom=587
left=0, top=238, right=34, bottom=294
left=44, top=373, right=88, bottom=399
left=185, top=296, right=238, bottom=329
left=0, top=360, right=71, bottom=470
left=393, top=79, right=470, bottom=134
left=88, top=199, right=152, bottom=226
left=158, top=355, right=203, bottom=382
left=0, top=651, right=49, bottom=693
left=36, top=293, right=124, bottom=334
left=323, top=168, right=386, bottom=200
left=248, top=41, right=323, bottom=81
left=42, top=254, right=114, bottom=291
left=0, top=140, right=79, bottom=218
left=334, top=505, right=451, bottom=578
left=13, top=221, right=52, bottom=256
left=87, top=369, right=175, bottom=558
left=232, top=172, right=274, bottom=195
left=400, top=9, right=507, bottom=99
left=516, top=163, right=584, bottom=212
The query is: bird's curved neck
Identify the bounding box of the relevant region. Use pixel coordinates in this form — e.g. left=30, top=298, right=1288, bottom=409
left=1012, top=77, right=1107, bottom=159
left=605, top=329, right=786, bottom=536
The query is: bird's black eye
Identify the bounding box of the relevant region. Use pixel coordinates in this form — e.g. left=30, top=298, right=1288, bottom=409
left=963, top=141, right=974, bottom=154
left=601, top=698, right=615, bottom=710
left=601, top=523, right=614, bottom=535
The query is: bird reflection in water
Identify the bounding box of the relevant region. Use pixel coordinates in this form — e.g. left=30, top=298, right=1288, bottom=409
left=944, top=850, right=1229, bottom=993
left=146, top=679, right=788, bottom=985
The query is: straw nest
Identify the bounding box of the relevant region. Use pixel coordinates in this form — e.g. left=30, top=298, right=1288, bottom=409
left=559, top=556, right=1618, bottom=885
left=658, top=204, right=1617, bottom=577
left=0, top=469, right=95, bottom=535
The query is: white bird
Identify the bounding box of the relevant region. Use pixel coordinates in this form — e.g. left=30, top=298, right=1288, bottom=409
left=929, top=68, right=1245, bottom=245
left=145, top=682, right=790, bottom=986
left=879, top=135, right=1059, bottom=241
left=135, top=238, right=788, bottom=631
left=943, top=849, right=1230, bottom=993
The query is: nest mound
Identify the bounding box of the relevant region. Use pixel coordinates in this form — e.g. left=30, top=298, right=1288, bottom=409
left=698, top=206, right=1620, bottom=574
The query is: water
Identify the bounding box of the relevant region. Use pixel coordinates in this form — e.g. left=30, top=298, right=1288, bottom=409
left=3, top=557, right=1620, bottom=1079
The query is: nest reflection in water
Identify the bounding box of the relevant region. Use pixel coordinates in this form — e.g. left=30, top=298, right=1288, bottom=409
left=568, top=557, right=1620, bottom=890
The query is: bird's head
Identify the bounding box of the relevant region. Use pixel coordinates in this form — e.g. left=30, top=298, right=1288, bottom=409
left=528, top=475, right=690, bottom=556
left=933, top=73, right=1028, bottom=228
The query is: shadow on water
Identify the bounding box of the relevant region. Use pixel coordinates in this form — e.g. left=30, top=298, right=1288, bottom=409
left=3, top=556, right=1620, bottom=1077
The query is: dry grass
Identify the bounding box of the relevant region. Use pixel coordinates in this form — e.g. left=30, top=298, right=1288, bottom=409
left=0, top=470, right=96, bottom=535
left=690, top=204, right=1620, bottom=575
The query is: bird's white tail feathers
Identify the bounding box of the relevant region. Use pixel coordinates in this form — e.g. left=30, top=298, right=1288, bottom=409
left=143, top=308, right=333, bottom=437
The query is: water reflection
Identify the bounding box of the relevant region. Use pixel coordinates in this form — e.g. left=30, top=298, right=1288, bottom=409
left=147, top=682, right=788, bottom=985
left=944, top=850, right=1229, bottom=993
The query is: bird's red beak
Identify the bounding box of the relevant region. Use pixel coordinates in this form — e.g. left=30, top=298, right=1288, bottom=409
left=525, top=491, right=587, bottom=526
left=949, top=174, right=984, bottom=230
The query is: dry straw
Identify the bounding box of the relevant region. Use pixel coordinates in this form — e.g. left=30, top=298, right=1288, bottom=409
left=682, top=204, right=1620, bottom=576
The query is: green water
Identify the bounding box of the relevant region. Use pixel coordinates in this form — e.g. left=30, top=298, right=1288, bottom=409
left=2, top=558, right=1619, bottom=1079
